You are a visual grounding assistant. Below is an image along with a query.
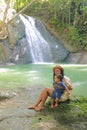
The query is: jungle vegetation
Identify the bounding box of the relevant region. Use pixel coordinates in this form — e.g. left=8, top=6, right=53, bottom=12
left=1, top=0, right=87, bottom=50
left=14, top=0, right=87, bottom=50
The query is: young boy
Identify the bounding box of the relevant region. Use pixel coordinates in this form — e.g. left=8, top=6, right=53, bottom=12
left=51, top=74, right=70, bottom=108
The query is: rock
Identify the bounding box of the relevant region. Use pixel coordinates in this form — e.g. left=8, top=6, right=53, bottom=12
left=8, top=16, right=25, bottom=47
left=0, top=90, right=17, bottom=100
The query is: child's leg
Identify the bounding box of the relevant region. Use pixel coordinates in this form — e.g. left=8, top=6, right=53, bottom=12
left=51, top=98, right=55, bottom=108
left=55, top=98, right=59, bottom=107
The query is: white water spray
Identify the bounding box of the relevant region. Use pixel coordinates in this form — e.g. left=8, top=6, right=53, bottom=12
left=20, top=15, right=52, bottom=63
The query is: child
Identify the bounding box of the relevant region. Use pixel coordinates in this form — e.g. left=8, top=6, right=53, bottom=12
left=51, top=74, right=70, bottom=108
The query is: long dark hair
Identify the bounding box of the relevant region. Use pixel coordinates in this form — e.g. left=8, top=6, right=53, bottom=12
left=53, top=65, right=64, bottom=81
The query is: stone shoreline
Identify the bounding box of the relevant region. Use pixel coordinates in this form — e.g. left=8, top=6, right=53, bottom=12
left=0, top=86, right=87, bottom=130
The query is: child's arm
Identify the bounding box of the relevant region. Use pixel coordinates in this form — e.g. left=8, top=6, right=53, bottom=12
left=53, top=84, right=56, bottom=89
left=53, top=82, right=56, bottom=89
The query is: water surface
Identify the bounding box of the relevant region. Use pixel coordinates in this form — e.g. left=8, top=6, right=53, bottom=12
left=0, top=64, right=87, bottom=97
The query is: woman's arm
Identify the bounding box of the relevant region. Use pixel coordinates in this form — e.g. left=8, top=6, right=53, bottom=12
left=65, top=86, right=70, bottom=94
left=63, top=76, right=73, bottom=90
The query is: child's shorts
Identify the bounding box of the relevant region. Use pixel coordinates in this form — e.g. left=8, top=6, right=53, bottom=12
left=52, top=91, right=63, bottom=99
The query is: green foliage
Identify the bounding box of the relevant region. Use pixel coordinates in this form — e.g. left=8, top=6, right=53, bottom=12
left=27, top=1, right=41, bottom=15
left=14, top=0, right=34, bottom=11
left=13, top=0, right=87, bottom=50
left=45, top=96, right=87, bottom=127
left=68, top=26, right=80, bottom=43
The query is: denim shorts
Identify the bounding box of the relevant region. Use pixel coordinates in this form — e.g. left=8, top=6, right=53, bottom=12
left=52, top=91, right=63, bottom=99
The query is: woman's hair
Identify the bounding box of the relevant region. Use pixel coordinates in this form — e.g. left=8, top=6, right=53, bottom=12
left=53, top=65, right=64, bottom=80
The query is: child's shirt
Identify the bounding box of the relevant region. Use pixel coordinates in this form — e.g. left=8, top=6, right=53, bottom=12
left=53, top=81, right=66, bottom=93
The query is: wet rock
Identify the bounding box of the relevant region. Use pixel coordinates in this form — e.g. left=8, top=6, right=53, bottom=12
left=0, top=91, right=17, bottom=100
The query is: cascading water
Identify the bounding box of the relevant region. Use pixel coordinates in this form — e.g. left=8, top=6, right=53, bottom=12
left=20, top=15, right=52, bottom=63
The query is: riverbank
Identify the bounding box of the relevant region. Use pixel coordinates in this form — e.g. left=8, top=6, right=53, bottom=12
left=0, top=85, right=87, bottom=130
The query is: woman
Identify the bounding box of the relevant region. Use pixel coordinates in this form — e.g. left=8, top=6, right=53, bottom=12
left=28, top=65, right=72, bottom=111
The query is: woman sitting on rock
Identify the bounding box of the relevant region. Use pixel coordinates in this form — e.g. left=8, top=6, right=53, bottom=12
left=28, top=65, right=73, bottom=111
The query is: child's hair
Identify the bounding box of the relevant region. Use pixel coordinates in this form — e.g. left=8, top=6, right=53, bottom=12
left=56, top=74, right=63, bottom=81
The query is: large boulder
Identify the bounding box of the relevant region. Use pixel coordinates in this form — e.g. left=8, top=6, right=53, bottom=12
left=7, top=16, right=25, bottom=47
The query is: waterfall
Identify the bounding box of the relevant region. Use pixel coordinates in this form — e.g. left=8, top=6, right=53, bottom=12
left=20, top=15, right=52, bottom=63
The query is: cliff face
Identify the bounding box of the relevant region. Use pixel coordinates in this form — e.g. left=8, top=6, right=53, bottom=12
left=0, top=15, right=31, bottom=64
left=0, top=7, right=87, bottom=64
left=40, top=19, right=87, bottom=64
left=0, top=13, right=70, bottom=64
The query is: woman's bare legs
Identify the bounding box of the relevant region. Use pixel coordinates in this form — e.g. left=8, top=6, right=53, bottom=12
left=28, top=88, right=53, bottom=111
